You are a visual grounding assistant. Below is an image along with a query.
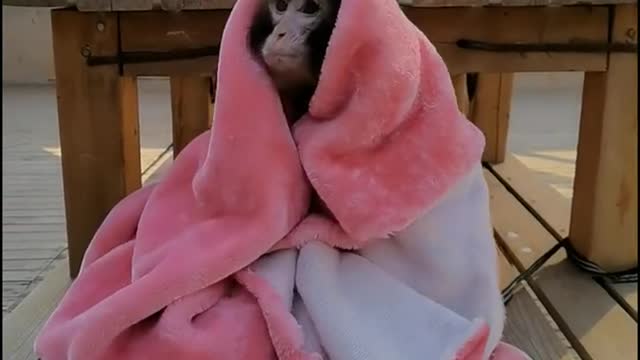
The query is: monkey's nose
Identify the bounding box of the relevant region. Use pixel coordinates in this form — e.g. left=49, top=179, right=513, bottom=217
left=277, top=32, right=286, bottom=38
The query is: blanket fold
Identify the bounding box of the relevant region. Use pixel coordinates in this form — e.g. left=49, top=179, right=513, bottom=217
left=35, top=0, right=531, bottom=359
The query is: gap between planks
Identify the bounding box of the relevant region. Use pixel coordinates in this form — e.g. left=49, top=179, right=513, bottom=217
left=486, top=155, right=637, bottom=360
left=490, top=154, right=637, bottom=316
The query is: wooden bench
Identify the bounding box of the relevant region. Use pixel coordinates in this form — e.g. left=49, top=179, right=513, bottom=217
left=7, top=0, right=637, bottom=280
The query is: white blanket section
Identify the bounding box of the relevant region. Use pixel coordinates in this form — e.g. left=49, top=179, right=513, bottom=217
left=253, top=165, right=505, bottom=360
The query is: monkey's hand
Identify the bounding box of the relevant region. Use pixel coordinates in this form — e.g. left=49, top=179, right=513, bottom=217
left=270, top=214, right=367, bottom=252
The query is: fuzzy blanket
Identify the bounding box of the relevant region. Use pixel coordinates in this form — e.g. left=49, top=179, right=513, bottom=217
left=35, top=0, right=531, bottom=359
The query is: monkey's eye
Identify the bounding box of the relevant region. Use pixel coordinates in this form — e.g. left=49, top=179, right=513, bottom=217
left=275, top=0, right=288, bottom=12
left=301, top=0, right=320, bottom=14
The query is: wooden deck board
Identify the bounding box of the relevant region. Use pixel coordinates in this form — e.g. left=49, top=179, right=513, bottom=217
left=504, top=287, right=578, bottom=360
left=491, top=155, right=639, bottom=323
left=485, top=160, right=638, bottom=360
left=496, top=243, right=576, bottom=359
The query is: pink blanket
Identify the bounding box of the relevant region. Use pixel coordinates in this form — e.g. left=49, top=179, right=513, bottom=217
left=35, top=0, right=531, bottom=359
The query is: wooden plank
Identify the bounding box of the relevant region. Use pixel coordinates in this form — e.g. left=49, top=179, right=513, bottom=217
left=2, top=241, right=65, bottom=251
left=143, top=150, right=174, bottom=184
left=3, top=216, right=66, bottom=225
left=503, top=288, right=577, bottom=360
left=497, top=233, right=574, bottom=360
left=497, top=243, right=518, bottom=290
left=404, top=6, right=609, bottom=74
left=485, top=169, right=638, bottom=360
left=2, top=271, right=45, bottom=283
left=3, top=232, right=66, bottom=242
left=2, top=283, right=30, bottom=300
left=3, top=250, right=63, bottom=260
left=570, top=4, right=638, bottom=272
left=470, top=73, right=513, bottom=164
left=5, top=0, right=637, bottom=10
left=111, top=0, right=156, bottom=10
left=2, top=224, right=66, bottom=233
left=3, top=259, right=52, bottom=271
left=118, top=7, right=608, bottom=76
left=611, top=283, right=638, bottom=314
left=490, top=154, right=638, bottom=318
left=119, top=10, right=228, bottom=76
left=451, top=74, right=470, bottom=117
left=51, top=9, right=142, bottom=277
left=3, top=261, right=71, bottom=360
left=492, top=155, right=572, bottom=237
left=170, top=76, right=212, bottom=156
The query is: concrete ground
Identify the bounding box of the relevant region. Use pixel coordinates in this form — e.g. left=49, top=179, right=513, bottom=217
left=1, top=72, right=583, bottom=316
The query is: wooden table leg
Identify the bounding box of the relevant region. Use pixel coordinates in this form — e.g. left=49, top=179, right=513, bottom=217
left=570, top=4, right=637, bottom=272
left=52, top=10, right=142, bottom=277
left=451, top=73, right=470, bottom=117
left=469, top=73, right=514, bottom=165
left=170, top=75, right=213, bottom=157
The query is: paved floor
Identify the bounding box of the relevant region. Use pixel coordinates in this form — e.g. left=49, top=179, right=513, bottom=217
left=2, top=79, right=173, bottom=316
left=1, top=73, right=584, bottom=316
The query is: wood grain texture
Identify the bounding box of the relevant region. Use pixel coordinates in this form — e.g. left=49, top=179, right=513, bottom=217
left=492, top=155, right=639, bottom=317
left=405, top=6, right=609, bottom=74
left=570, top=4, right=638, bottom=272
left=470, top=73, right=513, bottom=164
left=497, top=243, right=518, bottom=290
left=491, top=155, right=572, bottom=238
left=451, top=74, right=470, bottom=116
left=503, top=288, right=578, bottom=360
left=119, top=10, right=227, bottom=76
left=116, top=7, right=609, bottom=76
left=170, top=76, right=212, bottom=156
left=51, top=9, right=142, bottom=277
left=5, top=0, right=636, bottom=10
left=485, top=167, right=638, bottom=360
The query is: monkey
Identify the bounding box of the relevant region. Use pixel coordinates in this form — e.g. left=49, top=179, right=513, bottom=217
left=249, top=0, right=341, bottom=218
left=249, top=0, right=341, bottom=126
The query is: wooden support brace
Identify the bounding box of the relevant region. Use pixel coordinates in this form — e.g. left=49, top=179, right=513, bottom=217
left=51, top=10, right=142, bottom=277
left=451, top=73, right=470, bottom=117
left=570, top=4, right=638, bottom=272
left=469, top=73, right=514, bottom=164
left=170, top=75, right=213, bottom=157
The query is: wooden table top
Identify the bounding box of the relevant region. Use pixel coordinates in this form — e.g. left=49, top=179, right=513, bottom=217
left=3, top=0, right=635, bottom=11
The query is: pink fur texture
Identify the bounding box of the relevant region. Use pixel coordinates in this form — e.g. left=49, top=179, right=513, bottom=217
left=35, top=0, right=529, bottom=359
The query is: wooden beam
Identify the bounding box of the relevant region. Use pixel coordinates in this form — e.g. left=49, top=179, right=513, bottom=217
left=451, top=73, right=470, bottom=117
left=119, top=10, right=228, bottom=76
left=405, top=6, right=609, bottom=74
left=470, top=73, right=514, bottom=164
left=170, top=75, right=212, bottom=157
left=570, top=4, right=638, bottom=272
left=5, top=0, right=638, bottom=10
left=117, top=7, right=609, bottom=76
left=51, top=9, right=142, bottom=277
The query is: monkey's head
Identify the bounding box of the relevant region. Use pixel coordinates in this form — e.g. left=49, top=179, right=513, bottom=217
left=252, top=0, right=340, bottom=91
